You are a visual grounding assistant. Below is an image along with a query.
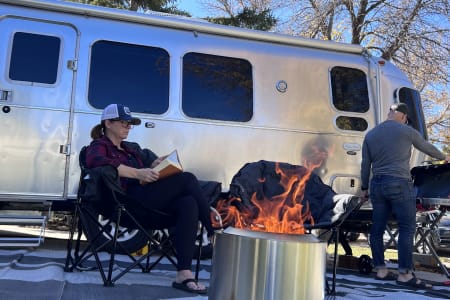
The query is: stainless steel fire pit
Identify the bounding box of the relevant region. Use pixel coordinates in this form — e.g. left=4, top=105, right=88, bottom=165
left=209, top=227, right=326, bottom=300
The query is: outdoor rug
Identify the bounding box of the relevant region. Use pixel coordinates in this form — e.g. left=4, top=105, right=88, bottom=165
left=0, top=243, right=449, bottom=300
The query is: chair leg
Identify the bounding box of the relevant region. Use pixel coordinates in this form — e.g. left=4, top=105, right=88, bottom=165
left=103, top=212, right=178, bottom=284
left=331, top=227, right=339, bottom=294
left=69, top=204, right=126, bottom=285
left=147, top=232, right=177, bottom=272
left=116, top=216, right=177, bottom=274
left=339, top=230, right=353, bottom=256
left=78, top=208, right=113, bottom=285
left=383, top=224, right=398, bottom=250
left=104, top=205, right=125, bottom=287
left=144, top=240, right=151, bottom=273
left=325, top=227, right=339, bottom=295
left=108, top=228, right=178, bottom=284
left=195, top=224, right=204, bottom=281
left=66, top=201, right=182, bottom=286
left=65, top=202, right=93, bottom=272
left=64, top=202, right=80, bottom=271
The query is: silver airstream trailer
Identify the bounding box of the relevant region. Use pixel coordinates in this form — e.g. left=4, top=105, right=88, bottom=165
left=0, top=0, right=428, bottom=248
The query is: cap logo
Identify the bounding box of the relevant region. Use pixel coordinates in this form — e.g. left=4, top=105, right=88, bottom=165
left=101, top=103, right=141, bottom=125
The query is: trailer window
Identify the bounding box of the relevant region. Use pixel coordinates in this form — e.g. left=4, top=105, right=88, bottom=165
left=88, top=41, right=169, bottom=114
left=9, top=32, right=60, bottom=84
left=330, top=67, right=369, bottom=113
left=336, top=116, right=368, bottom=131
left=182, top=52, right=253, bottom=122
left=396, top=88, right=428, bottom=140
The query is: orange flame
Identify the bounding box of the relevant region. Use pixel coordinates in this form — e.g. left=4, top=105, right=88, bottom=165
left=213, top=161, right=323, bottom=234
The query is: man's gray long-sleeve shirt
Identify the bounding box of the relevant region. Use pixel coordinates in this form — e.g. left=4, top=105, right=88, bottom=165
left=360, top=120, right=445, bottom=190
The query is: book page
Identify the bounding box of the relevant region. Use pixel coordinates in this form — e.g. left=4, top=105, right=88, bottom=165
left=153, top=150, right=183, bottom=178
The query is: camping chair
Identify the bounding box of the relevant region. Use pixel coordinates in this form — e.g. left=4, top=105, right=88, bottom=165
left=412, top=162, right=450, bottom=278
left=64, top=146, right=204, bottom=286
left=304, top=195, right=365, bottom=295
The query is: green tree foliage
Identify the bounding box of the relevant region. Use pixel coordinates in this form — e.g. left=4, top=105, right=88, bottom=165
left=207, top=7, right=277, bottom=31
left=69, top=0, right=189, bottom=15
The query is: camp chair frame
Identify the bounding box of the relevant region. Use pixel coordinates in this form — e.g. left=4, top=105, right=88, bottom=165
left=64, top=146, right=204, bottom=286
left=305, top=196, right=366, bottom=295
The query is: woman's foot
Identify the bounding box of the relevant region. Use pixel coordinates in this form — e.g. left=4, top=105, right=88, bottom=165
left=173, top=270, right=207, bottom=294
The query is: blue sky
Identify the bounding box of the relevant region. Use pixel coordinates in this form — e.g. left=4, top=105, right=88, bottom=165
left=177, top=1, right=207, bottom=18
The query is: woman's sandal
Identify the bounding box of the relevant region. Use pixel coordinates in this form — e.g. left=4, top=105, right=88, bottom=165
left=172, top=278, right=208, bottom=294
left=396, top=276, right=432, bottom=289
left=375, top=271, right=397, bottom=281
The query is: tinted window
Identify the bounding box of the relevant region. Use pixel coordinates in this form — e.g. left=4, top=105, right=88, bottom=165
left=331, top=67, right=369, bottom=113
left=336, top=116, right=368, bottom=131
left=182, top=52, right=253, bottom=122
left=9, top=32, right=60, bottom=84
left=397, top=88, right=428, bottom=139
left=88, top=41, right=169, bottom=114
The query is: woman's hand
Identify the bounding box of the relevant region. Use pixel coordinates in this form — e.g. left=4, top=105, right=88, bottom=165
left=117, top=164, right=159, bottom=184
left=137, top=168, right=159, bottom=183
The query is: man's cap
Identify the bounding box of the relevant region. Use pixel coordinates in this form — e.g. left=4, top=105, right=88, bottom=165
left=101, top=104, right=141, bottom=125
left=390, top=103, right=409, bottom=115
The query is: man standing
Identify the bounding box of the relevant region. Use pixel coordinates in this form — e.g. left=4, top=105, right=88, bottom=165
left=360, top=103, right=449, bottom=289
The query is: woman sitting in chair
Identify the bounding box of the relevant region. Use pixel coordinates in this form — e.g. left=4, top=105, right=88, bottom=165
left=86, top=103, right=214, bottom=294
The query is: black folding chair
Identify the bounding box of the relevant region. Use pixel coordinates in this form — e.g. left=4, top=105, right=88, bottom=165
left=304, top=195, right=365, bottom=295
left=64, top=146, right=203, bottom=286
left=412, top=162, right=450, bottom=278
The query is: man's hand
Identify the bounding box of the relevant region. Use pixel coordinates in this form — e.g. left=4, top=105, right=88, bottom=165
left=360, top=189, right=369, bottom=202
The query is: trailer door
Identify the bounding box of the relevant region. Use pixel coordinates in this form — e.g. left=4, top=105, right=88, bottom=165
left=0, top=18, right=76, bottom=200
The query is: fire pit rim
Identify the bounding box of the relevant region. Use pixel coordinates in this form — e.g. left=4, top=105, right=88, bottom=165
left=221, top=226, right=324, bottom=243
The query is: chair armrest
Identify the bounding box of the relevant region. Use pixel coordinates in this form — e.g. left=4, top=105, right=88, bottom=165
left=80, top=165, right=126, bottom=203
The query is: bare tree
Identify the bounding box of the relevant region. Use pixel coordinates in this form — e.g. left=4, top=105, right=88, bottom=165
left=204, top=0, right=449, bottom=152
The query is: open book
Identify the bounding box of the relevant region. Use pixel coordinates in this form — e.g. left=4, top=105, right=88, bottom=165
left=153, top=150, right=183, bottom=179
